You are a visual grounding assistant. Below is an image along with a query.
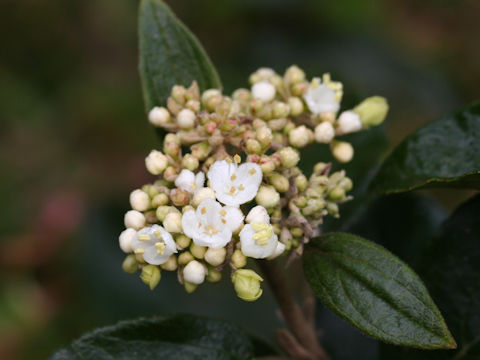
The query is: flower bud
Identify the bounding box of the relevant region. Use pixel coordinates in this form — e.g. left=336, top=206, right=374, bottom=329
left=201, top=89, right=221, bottom=105
left=268, top=173, right=290, bottom=193
left=232, top=269, right=263, bottom=302
left=183, top=260, right=206, bottom=284
left=339, top=177, right=353, bottom=192
left=140, top=265, right=161, bottom=290
left=191, top=141, right=212, bottom=160
left=119, top=228, right=136, bottom=253
left=190, top=243, right=207, bottom=259
left=289, top=125, right=312, bottom=148
left=256, top=185, right=280, bottom=208
left=257, top=156, right=274, bottom=175
left=192, top=187, right=216, bottom=207
left=268, top=118, right=287, bottom=131
left=151, top=193, right=169, bottom=207
left=206, top=267, right=222, bottom=282
left=353, top=96, right=389, bottom=127
left=285, top=65, right=306, bottom=84
left=178, top=251, right=194, bottom=265
left=122, top=254, right=138, bottom=274
left=249, top=67, right=275, bottom=84
left=245, top=139, right=262, bottom=154
left=156, top=205, right=174, bottom=222
left=184, top=281, right=197, bottom=293
left=246, top=205, right=270, bottom=224
left=302, top=198, right=326, bottom=216
left=175, top=234, right=191, bottom=250
left=165, top=133, right=180, bottom=144
left=277, top=147, right=300, bottom=168
left=163, top=166, right=178, bottom=182
left=293, top=195, right=307, bottom=208
left=168, top=188, right=189, bottom=207
left=288, top=97, right=304, bottom=117
left=171, top=85, right=186, bottom=104
left=129, top=189, right=150, bottom=212
left=256, top=126, right=273, bottom=147
left=331, top=141, right=354, bottom=163
left=251, top=81, right=276, bottom=102
left=145, top=150, right=168, bottom=175
left=326, top=202, right=339, bottom=217
left=314, top=122, right=335, bottom=144
left=167, top=97, right=181, bottom=115
left=291, top=82, right=309, bottom=96
left=336, top=111, right=362, bottom=135
left=181, top=154, right=199, bottom=171
left=231, top=249, right=247, bottom=268
left=294, top=174, right=308, bottom=192
left=177, top=109, right=196, bottom=129
left=163, top=212, right=182, bottom=233
left=160, top=255, right=178, bottom=271
left=124, top=210, right=145, bottom=230
left=204, top=247, right=227, bottom=267
left=232, top=88, right=251, bottom=102
left=272, top=102, right=290, bottom=118
left=329, top=186, right=346, bottom=201
left=148, top=106, right=171, bottom=127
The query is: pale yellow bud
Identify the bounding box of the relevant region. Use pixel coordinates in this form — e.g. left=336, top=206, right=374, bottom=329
left=353, top=96, right=389, bottom=127
left=122, top=254, right=138, bottom=274
left=190, top=243, right=207, bottom=259
left=331, top=141, right=354, bottom=163
left=289, top=125, right=312, bottom=148
left=277, top=147, right=300, bottom=168
left=288, top=97, right=304, bottom=117
left=204, top=247, right=227, bottom=267
left=148, top=106, right=171, bottom=127
left=151, top=193, right=169, bottom=207
left=160, top=255, right=178, bottom=271
left=145, top=150, right=168, bottom=175
left=181, top=154, right=199, bottom=171
left=178, top=251, right=194, bottom=265
left=140, top=265, right=161, bottom=290
left=255, top=185, right=280, bottom=208
left=232, top=269, right=263, bottom=302
left=231, top=249, right=247, bottom=268
left=163, top=212, right=183, bottom=233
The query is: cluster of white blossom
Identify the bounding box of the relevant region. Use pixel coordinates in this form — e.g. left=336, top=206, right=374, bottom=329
left=119, top=65, right=388, bottom=301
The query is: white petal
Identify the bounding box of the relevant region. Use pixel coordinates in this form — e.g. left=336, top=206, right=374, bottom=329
left=175, top=169, right=196, bottom=193
left=267, top=242, right=286, bottom=260
left=194, top=172, right=205, bottom=189
left=181, top=210, right=200, bottom=240
left=246, top=206, right=270, bottom=224
left=223, top=206, right=244, bottom=232
left=192, top=227, right=232, bottom=248
left=195, top=198, right=222, bottom=225
left=304, top=81, right=339, bottom=115
left=239, top=224, right=278, bottom=259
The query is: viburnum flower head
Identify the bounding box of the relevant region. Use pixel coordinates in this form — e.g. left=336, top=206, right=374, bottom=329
left=207, top=156, right=262, bottom=207
left=304, top=77, right=339, bottom=115
left=130, top=225, right=177, bottom=265
left=182, top=198, right=244, bottom=248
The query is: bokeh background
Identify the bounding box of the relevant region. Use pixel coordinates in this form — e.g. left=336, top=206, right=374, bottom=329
left=1, top=0, right=479, bottom=359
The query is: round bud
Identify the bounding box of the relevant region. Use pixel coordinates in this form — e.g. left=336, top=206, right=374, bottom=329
left=183, top=260, right=206, bottom=285
left=163, top=212, right=183, bottom=233
left=181, top=154, right=199, bottom=171
left=129, top=189, right=150, bottom=212
left=231, top=249, right=247, bottom=269
left=192, top=187, right=216, bottom=207
left=326, top=202, right=339, bottom=217
left=277, top=147, right=300, bottom=168
left=170, top=188, right=190, bottom=207
left=294, top=174, right=308, bottom=192
left=165, top=133, right=180, bottom=144
left=140, top=265, right=161, bottom=290
left=171, top=85, right=186, bottom=104
left=256, top=126, right=273, bottom=147
left=353, top=96, right=389, bottom=127
left=160, top=255, right=178, bottom=271
left=163, top=167, right=178, bottom=182
left=186, top=100, right=200, bottom=113
left=245, top=139, right=262, bottom=154
left=178, top=251, right=194, bottom=265
left=145, top=150, right=168, bottom=175
left=177, top=109, right=196, bottom=129
left=255, top=185, right=280, bottom=208
left=284, top=65, right=306, bottom=84
left=204, top=247, right=227, bottom=267
left=232, top=269, right=263, bottom=302
left=201, top=89, right=221, bottom=105
left=288, top=97, right=304, bottom=117
left=151, top=193, right=169, bottom=207
left=148, top=106, right=171, bottom=127
left=329, top=186, right=346, bottom=201
left=156, top=205, right=174, bottom=222
left=314, top=122, right=335, bottom=144
left=175, top=234, right=191, bottom=250
left=259, top=156, right=276, bottom=175
left=268, top=118, right=287, bottom=131
left=232, top=88, right=251, bottom=102
left=122, top=254, right=138, bottom=274
left=272, top=102, right=290, bottom=118
left=251, top=81, right=276, bottom=102
left=206, top=268, right=222, bottom=282
left=336, top=111, right=362, bottom=135
left=190, top=243, right=207, bottom=259
left=246, top=205, right=270, bottom=224
left=119, top=228, right=136, bottom=253
left=339, top=177, right=353, bottom=192
left=331, top=141, right=354, bottom=163
left=124, top=210, right=145, bottom=230
left=268, top=173, right=290, bottom=193
left=289, top=125, right=312, bottom=148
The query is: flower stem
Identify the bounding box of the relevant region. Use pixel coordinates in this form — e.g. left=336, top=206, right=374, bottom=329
left=257, top=259, right=330, bottom=360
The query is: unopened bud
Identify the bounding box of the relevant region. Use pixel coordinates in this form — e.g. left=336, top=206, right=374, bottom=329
left=156, top=205, right=174, bottom=222
left=190, top=243, right=207, bottom=259
left=314, top=122, right=335, bottom=144
left=289, top=125, right=312, bottom=148
left=272, top=102, right=290, bottom=118
left=268, top=173, right=290, bottom=193
left=184, top=281, right=197, bottom=293
left=206, top=268, right=222, bottom=282
left=246, top=139, right=262, bottom=154
left=122, top=254, right=138, bottom=274
left=291, top=82, right=309, bottom=96
left=277, top=147, right=300, bottom=168
left=339, top=177, right=353, bottom=192
left=124, top=210, right=145, bottom=230
left=129, top=189, right=150, bottom=212
left=183, top=260, right=207, bottom=284
left=268, top=118, right=287, bottom=131
left=329, top=186, right=346, bottom=201
left=232, top=269, right=263, bottom=302
left=291, top=227, right=303, bottom=237
left=170, top=188, right=190, bottom=207
left=251, top=81, right=276, bottom=102
left=192, top=187, right=216, bottom=207
left=163, top=212, right=182, bottom=233
left=231, top=249, right=247, bottom=268
left=294, top=174, right=308, bottom=192
left=336, top=111, right=362, bottom=135
left=175, top=234, right=191, bottom=250
left=151, top=193, right=169, bottom=207
left=171, top=85, right=186, bottom=104
left=180, top=154, right=199, bottom=171
left=288, top=97, right=304, bottom=117
left=331, top=141, right=354, bottom=163
left=204, top=247, right=227, bottom=267
left=326, top=202, right=339, bottom=217
left=256, top=126, right=273, bottom=147
left=148, top=106, right=171, bottom=127
left=313, top=162, right=329, bottom=174
left=119, top=228, right=136, bottom=253
left=284, top=65, right=306, bottom=84
left=256, top=185, right=280, bottom=208
left=178, top=251, right=194, bottom=265
left=140, top=265, right=161, bottom=290
left=160, top=255, right=178, bottom=271
left=177, top=109, right=196, bottom=129
left=163, top=166, right=178, bottom=182
left=145, top=150, right=168, bottom=175
left=191, top=141, right=212, bottom=160
left=186, top=99, right=200, bottom=113
left=353, top=96, right=389, bottom=127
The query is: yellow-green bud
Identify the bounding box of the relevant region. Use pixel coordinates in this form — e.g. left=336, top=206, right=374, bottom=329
left=204, top=247, right=227, bottom=267
left=175, top=234, right=191, bottom=249
left=178, top=251, right=194, bottom=265
left=272, top=102, right=290, bottom=118
left=206, top=267, right=222, bottom=282
left=284, top=65, right=306, bottom=84
left=140, top=265, right=161, bottom=290
left=163, top=212, right=183, bottom=233
left=313, top=162, right=329, bottom=174
left=231, top=249, right=247, bottom=268
left=259, top=156, right=276, bottom=175
left=122, top=254, right=139, bottom=274
left=191, top=141, right=212, bottom=160
left=339, top=177, right=353, bottom=192
left=156, top=205, right=173, bottom=222
left=289, top=125, right=313, bottom=148
left=256, top=185, right=280, bottom=208
left=331, top=141, right=354, bottom=163
left=291, top=82, right=309, bottom=96
left=256, top=126, right=273, bottom=147
left=294, top=174, right=308, bottom=192
left=151, top=193, right=169, bottom=207
left=184, top=281, right=197, bottom=293
left=277, top=147, right=300, bottom=168
left=181, top=154, right=199, bottom=171
left=232, top=88, right=251, bottom=102
left=329, top=186, right=346, bottom=201
left=171, top=85, right=186, bottom=104
left=190, top=243, right=207, bottom=259
left=245, top=139, right=262, bottom=154
left=326, top=202, right=339, bottom=217
left=268, top=118, right=287, bottom=131
left=160, top=255, right=178, bottom=271
left=288, top=97, right=304, bottom=117
left=293, top=196, right=307, bottom=208
left=268, top=173, right=290, bottom=193
left=291, top=227, right=303, bottom=238
left=232, top=269, right=263, bottom=302
left=353, top=96, right=389, bottom=127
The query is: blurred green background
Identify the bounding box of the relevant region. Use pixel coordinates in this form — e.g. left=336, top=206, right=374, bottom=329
left=1, top=0, right=479, bottom=359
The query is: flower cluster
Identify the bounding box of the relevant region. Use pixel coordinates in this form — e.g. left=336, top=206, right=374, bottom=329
left=119, top=65, right=388, bottom=301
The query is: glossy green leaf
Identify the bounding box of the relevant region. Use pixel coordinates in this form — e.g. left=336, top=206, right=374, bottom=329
left=139, top=0, right=221, bottom=111
left=303, top=233, right=456, bottom=349
left=381, top=194, right=480, bottom=359
left=49, top=314, right=268, bottom=360
left=371, top=102, right=480, bottom=194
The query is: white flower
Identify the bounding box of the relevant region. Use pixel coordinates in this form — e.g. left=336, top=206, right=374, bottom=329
left=304, top=77, right=339, bottom=115
left=119, top=228, right=136, bottom=253
left=124, top=210, right=145, bottom=230
left=183, top=260, right=207, bottom=284
left=182, top=198, right=244, bottom=248
left=336, top=111, right=362, bottom=135
left=175, top=169, right=205, bottom=194
left=314, top=122, right=335, bottom=143
left=129, top=189, right=150, bottom=211
left=130, top=225, right=177, bottom=265
left=251, top=81, right=276, bottom=102
left=145, top=150, right=168, bottom=175
left=207, top=158, right=262, bottom=207
left=240, top=207, right=279, bottom=259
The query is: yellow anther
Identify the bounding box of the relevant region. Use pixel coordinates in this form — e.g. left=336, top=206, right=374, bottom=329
left=201, top=207, right=207, bottom=214
left=138, top=234, right=150, bottom=241
left=154, top=230, right=163, bottom=239
left=229, top=186, right=236, bottom=194
left=251, top=222, right=274, bottom=246
left=311, top=77, right=320, bottom=89
left=220, top=210, right=227, bottom=216
left=155, top=242, right=166, bottom=255
left=249, top=168, right=256, bottom=175
left=134, top=248, right=145, bottom=254
left=255, top=237, right=269, bottom=246
left=238, top=184, right=245, bottom=191
left=251, top=222, right=269, bottom=231
left=230, top=174, right=237, bottom=181
left=234, top=154, right=241, bottom=163
left=226, top=158, right=232, bottom=163
left=190, top=183, right=196, bottom=189
left=221, top=218, right=226, bottom=224
left=205, top=225, right=218, bottom=235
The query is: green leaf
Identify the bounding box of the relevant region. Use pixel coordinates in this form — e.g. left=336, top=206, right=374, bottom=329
left=381, top=194, right=480, bottom=359
left=370, top=102, right=480, bottom=194
left=49, top=314, right=270, bottom=360
left=303, top=233, right=456, bottom=349
left=139, top=0, right=221, bottom=111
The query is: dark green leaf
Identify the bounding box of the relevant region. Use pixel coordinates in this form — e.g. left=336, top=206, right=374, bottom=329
left=49, top=314, right=268, bottom=360
left=139, top=0, right=221, bottom=111
left=381, top=194, right=480, bottom=359
left=371, top=102, right=480, bottom=194
left=303, top=233, right=456, bottom=349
